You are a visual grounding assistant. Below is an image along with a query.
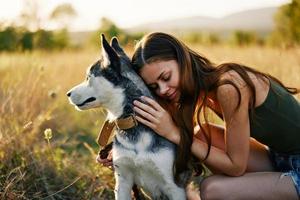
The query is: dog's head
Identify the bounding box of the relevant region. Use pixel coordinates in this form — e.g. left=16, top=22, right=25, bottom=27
left=67, top=35, right=140, bottom=118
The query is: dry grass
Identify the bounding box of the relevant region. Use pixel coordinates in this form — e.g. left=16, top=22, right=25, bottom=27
left=0, top=45, right=299, bottom=199
left=0, top=49, right=114, bottom=199
left=192, top=45, right=300, bottom=94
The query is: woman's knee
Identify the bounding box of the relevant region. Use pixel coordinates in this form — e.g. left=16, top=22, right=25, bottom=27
left=200, top=175, right=228, bottom=200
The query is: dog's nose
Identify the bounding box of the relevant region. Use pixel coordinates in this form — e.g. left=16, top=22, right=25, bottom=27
left=66, top=91, right=71, bottom=97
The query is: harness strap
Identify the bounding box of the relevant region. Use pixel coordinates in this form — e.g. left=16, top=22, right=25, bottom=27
left=97, top=120, right=115, bottom=147
left=97, top=114, right=138, bottom=147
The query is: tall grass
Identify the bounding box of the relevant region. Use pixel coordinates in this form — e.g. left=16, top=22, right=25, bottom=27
left=0, top=46, right=299, bottom=199
left=191, top=45, right=300, bottom=93
left=0, top=50, right=114, bottom=199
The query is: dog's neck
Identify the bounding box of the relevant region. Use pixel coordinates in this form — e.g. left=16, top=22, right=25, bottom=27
left=107, top=92, right=141, bottom=127
left=106, top=78, right=147, bottom=124
left=106, top=89, right=138, bottom=122
left=106, top=103, right=135, bottom=122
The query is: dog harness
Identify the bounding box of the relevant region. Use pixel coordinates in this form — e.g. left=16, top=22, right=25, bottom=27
left=97, top=114, right=138, bottom=147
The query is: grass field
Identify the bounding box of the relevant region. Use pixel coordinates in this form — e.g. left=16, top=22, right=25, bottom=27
left=0, top=45, right=299, bottom=199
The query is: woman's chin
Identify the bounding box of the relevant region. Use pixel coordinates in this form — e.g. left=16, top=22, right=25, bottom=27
left=169, top=95, right=180, bottom=104
left=173, top=91, right=180, bottom=103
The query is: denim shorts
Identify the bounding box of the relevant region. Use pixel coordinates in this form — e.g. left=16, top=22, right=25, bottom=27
left=269, top=149, right=300, bottom=196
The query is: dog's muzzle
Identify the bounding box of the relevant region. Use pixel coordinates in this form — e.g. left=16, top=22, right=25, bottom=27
left=76, top=97, right=96, bottom=107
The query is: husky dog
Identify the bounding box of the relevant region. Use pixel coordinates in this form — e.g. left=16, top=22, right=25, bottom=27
left=67, top=35, right=187, bottom=200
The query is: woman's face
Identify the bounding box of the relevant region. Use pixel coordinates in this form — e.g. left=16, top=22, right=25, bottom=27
left=139, top=59, right=180, bottom=102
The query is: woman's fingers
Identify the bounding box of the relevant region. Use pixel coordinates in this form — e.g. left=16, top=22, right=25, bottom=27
left=96, top=157, right=105, bottom=165
left=96, top=155, right=110, bottom=163
left=96, top=155, right=114, bottom=170
left=135, top=115, right=156, bottom=129
left=141, top=96, right=163, bottom=111
left=133, top=99, right=157, bottom=116
left=96, top=150, right=114, bottom=170
left=133, top=105, right=159, bottom=124
left=107, top=150, right=113, bottom=159
left=96, top=150, right=113, bottom=165
left=103, top=161, right=113, bottom=167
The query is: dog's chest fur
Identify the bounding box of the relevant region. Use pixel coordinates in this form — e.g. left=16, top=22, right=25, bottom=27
left=113, top=129, right=176, bottom=197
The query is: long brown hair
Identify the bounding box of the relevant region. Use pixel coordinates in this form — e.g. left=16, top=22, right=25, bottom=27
left=131, top=32, right=299, bottom=184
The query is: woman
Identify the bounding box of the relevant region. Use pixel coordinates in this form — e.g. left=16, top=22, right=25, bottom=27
left=98, top=32, right=300, bottom=199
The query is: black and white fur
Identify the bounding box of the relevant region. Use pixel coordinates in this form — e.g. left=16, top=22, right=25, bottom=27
left=67, top=35, right=187, bottom=200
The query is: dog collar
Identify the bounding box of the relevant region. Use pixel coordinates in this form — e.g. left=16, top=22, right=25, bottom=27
left=97, top=114, right=138, bottom=147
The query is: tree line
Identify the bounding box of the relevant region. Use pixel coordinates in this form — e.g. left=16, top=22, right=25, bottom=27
left=0, top=27, right=69, bottom=51
left=0, top=0, right=299, bottom=51
left=0, top=1, right=76, bottom=51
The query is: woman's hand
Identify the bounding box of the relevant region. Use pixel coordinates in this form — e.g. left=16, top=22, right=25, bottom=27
left=133, top=96, right=180, bottom=144
left=96, top=149, right=114, bottom=169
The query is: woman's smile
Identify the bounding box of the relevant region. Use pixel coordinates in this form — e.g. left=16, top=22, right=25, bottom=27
left=167, top=90, right=177, bottom=101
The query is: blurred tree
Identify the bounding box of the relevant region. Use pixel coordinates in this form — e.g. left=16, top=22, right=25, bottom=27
left=229, top=30, right=258, bottom=46
left=99, top=17, right=124, bottom=39
left=48, top=4, right=76, bottom=49
left=33, top=30, right=54, bottom=49
left=53, top=29, right=69, bottom=49
left=203, top=33, right=220, bottom=45
left=269, top=0, right=300, bottom=47
left=49, top=3, right=77, bottom=30
left=182, top=32, right=221, bottom=46
left=0, top=27, right=19, bottom=51
left=20, top=30, right=34, bottom=51
left=90, top=17, right=125, bottom=47
left=88, top=17, right=142, bottom=49
left=184, top=32, right=203, bottom=44
left=19, top=0, right=42, bottom=31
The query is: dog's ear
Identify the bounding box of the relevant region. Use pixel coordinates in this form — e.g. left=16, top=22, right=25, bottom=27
left=101, top=34, right=120, bottom=70
left=110, top=37, right=130, bottom=61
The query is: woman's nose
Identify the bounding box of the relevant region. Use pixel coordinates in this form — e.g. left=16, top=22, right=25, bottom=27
left=159, top=83, right=169, bottom=95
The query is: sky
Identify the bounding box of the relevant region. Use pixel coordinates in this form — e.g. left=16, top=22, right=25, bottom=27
left=0, top=0, right=291, bottom=31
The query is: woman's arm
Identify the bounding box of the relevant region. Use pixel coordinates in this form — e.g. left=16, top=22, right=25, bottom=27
left=172, top=84, right=251, bottom=176
left=215, top=83, right=251, bottom=176
left=134, top=83, right=251, bottom=176
left=219, top=84, right=251, bottom=176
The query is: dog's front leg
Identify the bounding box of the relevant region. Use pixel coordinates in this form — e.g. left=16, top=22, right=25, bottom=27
left=114, top=169, right=134, bottom=200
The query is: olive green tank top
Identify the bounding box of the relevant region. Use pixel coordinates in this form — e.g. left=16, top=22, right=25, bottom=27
left=249, top=80, right=300, bottom=154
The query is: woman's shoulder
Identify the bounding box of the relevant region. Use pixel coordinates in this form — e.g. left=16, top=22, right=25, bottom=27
left=219, top=70, right=248, bottom=88
left=217, top=70, right=249, bottom=98
left=217, top=70, right=270, bottom=108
